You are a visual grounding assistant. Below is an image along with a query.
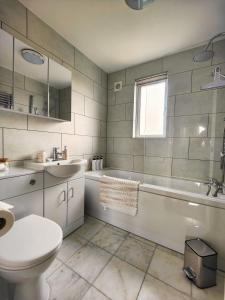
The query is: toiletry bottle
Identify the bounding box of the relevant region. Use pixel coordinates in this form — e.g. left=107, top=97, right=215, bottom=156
left=92, top=156, right=97, bottom=171
left=100, top=155, right=103, bottom=170
left=63, top=146, right=68, bottom=160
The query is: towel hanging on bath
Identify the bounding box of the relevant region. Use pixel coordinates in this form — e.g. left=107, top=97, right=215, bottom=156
left=99, top=175, right=140, bottom=216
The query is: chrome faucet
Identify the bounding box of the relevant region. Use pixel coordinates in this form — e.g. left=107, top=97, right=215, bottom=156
left=204, top=178, right=224, bottom=197
left=53, top=147, right=62, bottom=161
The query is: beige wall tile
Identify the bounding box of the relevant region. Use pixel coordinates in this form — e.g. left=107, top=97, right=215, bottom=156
left=93, top=83, right=107, bottom=105
left=72, top=70, right=93, bottom=99
left=28, top=114, right=75, bottom=134
left=107, top=138, right=114, bottom=154
left=212, top=39, right=225, bottom=65
left=172, top=159, right=215, bottom=181
left=108, top=104, right=126, bottom=121
left=75, top=49, right=101, bottom=84
left=107, top=121, right=132, bottom=138
left=144, top=156, right=172, bottom=176
left=108, top=90, right=116, bottom=106
left=172, top=138, right=189, bottom=159
left=173, top=115, right=208, bottom=137
left=101, top=71, right=108, bottom=89
left=71, top=91, right=85, bottom=115
left=133, top=156, right=144, bottom=173
left=62, top=134, right=92, bottom=156
left=0, top=109, right=27, bottom=129
left=75, top=114, right=100, bottom=137
left=126, top=59, right=162, bottom=84
left=106, top=154, right=133, bottom=171
left=125, top=103, right=133, bottom=121
left=108, top=70, right=126, bottom=90
left=115, top=85, right=134, bottom=104
left=163, top=47, right=210, bottom=74
left=85, top=97, right=106, bottom=121
left=4, top=128, right=61, bottom=160
left=100, top=121, right=107, bottom=137
left=27, top=12, right=74, bottom=66
left=208, top=113, right=225, bottom=138
left=189, top=138, right=222, bottom=161
left=167, top=96, right=175, bottom=117
left=168, top=71, right=192, bottom=96
left=0, top=0, right=26, bottom=36
left=145, top=138, right=173, bottom=158
left=175, top=90, right=222, bottom=116
left=92, top=137, right=106, bottom=154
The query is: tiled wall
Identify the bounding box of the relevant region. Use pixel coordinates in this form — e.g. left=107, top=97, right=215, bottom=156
left=0, top=0, right=107, bottom=165
left=107, top=40, right=225, bottom=181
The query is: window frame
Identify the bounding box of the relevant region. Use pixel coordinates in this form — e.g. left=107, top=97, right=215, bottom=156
left=133, top=72, right=168, bottom=138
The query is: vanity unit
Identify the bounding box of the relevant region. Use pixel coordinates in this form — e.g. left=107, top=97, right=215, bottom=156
left=0, top=161, right=86, bottom=237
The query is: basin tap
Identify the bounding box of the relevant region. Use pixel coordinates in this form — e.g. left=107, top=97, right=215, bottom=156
left=204, top=178, right=216, bottom=196
left=212, top=180, right=224, bottom=197
left=53, top=147, right=62, bottom=161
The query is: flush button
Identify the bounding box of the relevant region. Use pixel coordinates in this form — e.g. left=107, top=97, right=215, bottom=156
left=29, top=179, right=36, bottom=185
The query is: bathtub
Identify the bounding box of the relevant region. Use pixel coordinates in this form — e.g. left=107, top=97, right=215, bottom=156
left=85, top=169, right=225, bottom=271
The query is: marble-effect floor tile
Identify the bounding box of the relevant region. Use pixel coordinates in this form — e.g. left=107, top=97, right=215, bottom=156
left=91, top=224, right=128, bottom=254
left=116, top=235, right=155, bottom=271
left=148, top=247, right=191, bottom=295
left=66, top=243, right=112, bottom=283
left=57, top=232, right=87, bottom=262
left=94, top=256, right=145, bottom=300
left=48, top=264, right=89, bottom=300
left=75, top=216, right=105, bottom=240
left=137, top=275, right=191, bottom=300
left=82, top=287, right=109, bottom=300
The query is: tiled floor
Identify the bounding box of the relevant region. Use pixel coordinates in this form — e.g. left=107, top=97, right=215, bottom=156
left=45, top=216, right=225, bottom=300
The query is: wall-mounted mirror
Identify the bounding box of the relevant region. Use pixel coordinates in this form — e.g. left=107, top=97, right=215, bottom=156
left=14, top=39, right=48, bottom=116
left=49, top=59, right=71, bottom=121
left=0, top=28, right=71, bottom=121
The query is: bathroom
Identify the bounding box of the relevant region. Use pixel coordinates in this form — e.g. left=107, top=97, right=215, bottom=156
left=0, top=0, right=225, bottom=299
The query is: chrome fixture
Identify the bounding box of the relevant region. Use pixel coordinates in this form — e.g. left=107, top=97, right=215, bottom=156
left=204, top=178, right=224, bottom=197
left=200, top=66, right=225, bottom=90
left=125, top=0, right=154, bottom=10
left=21, top=49, right=45, bottom=65
left=53, top=147, right=63, bottom=161
left=193, top=32, right=225, bottom=62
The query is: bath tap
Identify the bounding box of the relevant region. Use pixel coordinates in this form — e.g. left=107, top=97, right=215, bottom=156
left=212, top=180, right=224, bottom=197
left=204, top=178, right=216, bottom=196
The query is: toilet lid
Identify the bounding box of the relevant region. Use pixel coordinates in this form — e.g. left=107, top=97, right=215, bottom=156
left=0, top=215, right=63, bottom=270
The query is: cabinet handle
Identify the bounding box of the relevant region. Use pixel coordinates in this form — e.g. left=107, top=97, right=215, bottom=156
left=59, top=190, right=66, bottom=205
left=68, top=187, right=74, bottom=201
left=29, top=179, right=36, bottom=185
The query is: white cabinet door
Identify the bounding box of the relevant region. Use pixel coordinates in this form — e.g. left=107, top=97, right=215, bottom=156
left=3, top=190, right=43, bottom=220
left=67, top=177, right=84, bottom=226
left=44, top=183, right=67, bottom=229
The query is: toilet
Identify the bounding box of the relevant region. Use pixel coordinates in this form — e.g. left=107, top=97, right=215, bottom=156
left=0, top=214, right=63, bottom=300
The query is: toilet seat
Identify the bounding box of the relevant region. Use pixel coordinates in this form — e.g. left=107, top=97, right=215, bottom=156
left=0, top=215, right=62, bottom=271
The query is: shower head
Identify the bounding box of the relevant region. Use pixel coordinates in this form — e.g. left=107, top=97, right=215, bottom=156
left=21, top=49, right=45, bottom=65
left=125, top=0, right=154, bottom=10
left=193, top=49, right=214, bottom=63
left=193, top=32, right=225, bottom=63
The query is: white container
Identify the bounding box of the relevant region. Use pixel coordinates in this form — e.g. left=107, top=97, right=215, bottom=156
left=92, top=158, right=97, bottom=171
left=100, top=156, right=103, bottom=170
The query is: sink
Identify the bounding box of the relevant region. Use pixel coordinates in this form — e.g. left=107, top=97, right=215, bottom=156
left=24, top=159, right=87, bottom=178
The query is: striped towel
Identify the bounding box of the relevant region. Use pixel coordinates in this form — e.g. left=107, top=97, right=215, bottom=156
left=99, top=175, right=140, bottom=216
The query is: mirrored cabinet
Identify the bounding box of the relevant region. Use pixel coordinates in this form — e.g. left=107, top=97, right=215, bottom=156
left=0, top=28, right=71, bottom=121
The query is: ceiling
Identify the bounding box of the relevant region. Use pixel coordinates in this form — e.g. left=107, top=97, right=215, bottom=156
left=19, top=0, right=225, bottom=73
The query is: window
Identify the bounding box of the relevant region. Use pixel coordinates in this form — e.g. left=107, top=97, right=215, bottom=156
left=133, top=73, right=168, bottom=138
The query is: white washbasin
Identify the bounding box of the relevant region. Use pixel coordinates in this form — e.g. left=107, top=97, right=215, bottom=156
left=24, top=159, right=87, bottom=178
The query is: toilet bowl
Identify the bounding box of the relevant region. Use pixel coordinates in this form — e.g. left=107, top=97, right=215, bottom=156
left=0, top=214, right=63, bottom=300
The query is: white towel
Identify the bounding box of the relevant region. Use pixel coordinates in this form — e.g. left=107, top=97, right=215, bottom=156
left=99, top=175, right=140, bottom=216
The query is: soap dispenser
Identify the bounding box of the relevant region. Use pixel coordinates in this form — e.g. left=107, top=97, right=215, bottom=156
left=63, top=146, right=68, bottom=160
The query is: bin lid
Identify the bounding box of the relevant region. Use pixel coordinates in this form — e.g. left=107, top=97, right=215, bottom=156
left=186, top=239, right=216, bottom=257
